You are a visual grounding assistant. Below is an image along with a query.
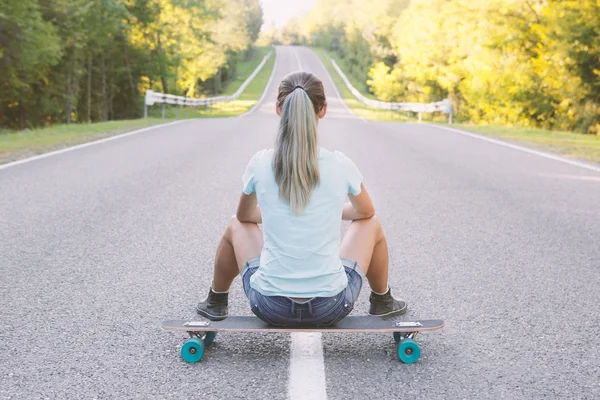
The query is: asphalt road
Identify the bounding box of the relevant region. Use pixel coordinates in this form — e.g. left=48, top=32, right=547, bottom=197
left=1, top=46, right=599, bottom=399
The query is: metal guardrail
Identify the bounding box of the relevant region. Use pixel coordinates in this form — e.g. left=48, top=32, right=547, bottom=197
left=144, top=51, right=273, bottom=119
left=327, top=55, right=453, bottom=123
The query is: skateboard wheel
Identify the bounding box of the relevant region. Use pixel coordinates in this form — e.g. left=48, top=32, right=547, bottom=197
left=393, top=332, right=402, bottom=343
left=181, top=337, right=205, bottom=363
left=203, top=331, right=217, bottom=346
left=397, top=338, right=420, bottom=364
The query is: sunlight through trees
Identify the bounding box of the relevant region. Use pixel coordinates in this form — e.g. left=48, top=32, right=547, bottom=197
left=274, top=0, right=600, bottom=134
left=1, top=0, right=263, bottom=129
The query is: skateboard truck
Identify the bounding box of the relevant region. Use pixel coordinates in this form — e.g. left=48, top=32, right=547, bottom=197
left=394, top=322, right=422, bottom=341
left=183, top=321, right=216, bottom=342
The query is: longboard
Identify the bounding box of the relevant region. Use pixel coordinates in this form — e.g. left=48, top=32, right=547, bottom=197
left=162, top=316, right=444, bottom=364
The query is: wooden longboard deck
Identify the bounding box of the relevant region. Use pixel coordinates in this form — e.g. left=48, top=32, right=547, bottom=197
left=162, top=316, right=444, bottom=333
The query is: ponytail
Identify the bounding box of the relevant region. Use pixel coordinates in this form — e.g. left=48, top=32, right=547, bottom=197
left=273, top=86, right=320, bottom=214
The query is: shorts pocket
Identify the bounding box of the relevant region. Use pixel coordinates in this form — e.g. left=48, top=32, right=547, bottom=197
left=314, top=291, right=354, bottom=326
left=250, top=302, right=279, bottom=326
left=318, top=302, right=353, bottom=326
left=251, top=292, right=296, bottom=326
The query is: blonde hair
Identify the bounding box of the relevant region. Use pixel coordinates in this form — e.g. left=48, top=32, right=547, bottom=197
left=273, top=72, right=327, bottom=214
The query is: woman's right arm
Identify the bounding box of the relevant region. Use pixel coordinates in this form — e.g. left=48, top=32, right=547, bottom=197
left=342, top=184, right=375, bottom=220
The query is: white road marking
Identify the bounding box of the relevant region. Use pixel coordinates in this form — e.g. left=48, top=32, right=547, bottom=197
left=243, top=46, right=279, bottom=117
left=287, top=46, right=329, bottom=400
left=0, top=119, right=192, bottom=171
left=429, top=124, right=600, bottom=174
left=536, top=173, right=600, bottom=182
left=288, top=333, right=328, bottom=400
left=293, top=47, right=303, bottom=70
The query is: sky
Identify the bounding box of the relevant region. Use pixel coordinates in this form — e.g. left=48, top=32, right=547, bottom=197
left=260, top=0, right=317, bottom=29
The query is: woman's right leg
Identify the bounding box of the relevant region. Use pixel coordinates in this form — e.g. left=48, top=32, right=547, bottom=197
left=339, top=216, right=407, bottom=316
left=339, top=216, right=389, bottom=292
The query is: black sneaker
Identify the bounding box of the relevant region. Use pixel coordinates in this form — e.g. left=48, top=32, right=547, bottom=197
left=368, top=287, right=408, bottom=317
left=196, top=288, right=229, bottom=321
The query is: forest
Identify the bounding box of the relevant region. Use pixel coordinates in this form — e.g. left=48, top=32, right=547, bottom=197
left=1, top=0, right=263, bottom=130
left=267, top=0, right=600, bottom=134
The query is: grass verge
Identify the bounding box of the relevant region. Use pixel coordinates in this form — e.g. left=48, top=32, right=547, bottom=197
left=0, top=118, right=173, bottom=165
left=447, top=124, right=600, bottom=164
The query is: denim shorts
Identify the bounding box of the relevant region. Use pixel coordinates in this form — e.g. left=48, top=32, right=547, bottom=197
left=241, top=258, right=364, bottom=326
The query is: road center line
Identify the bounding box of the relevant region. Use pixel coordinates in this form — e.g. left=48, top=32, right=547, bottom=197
left=287, top=47, right=328, bottom=400
left=288, top=332, right=327, bottom=400
left=293, top=48, right=303, bottom=71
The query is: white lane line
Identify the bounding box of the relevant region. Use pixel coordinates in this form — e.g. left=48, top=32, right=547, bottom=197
left=289, top=333, right=327, bottom=400
left=242, top=46, right=279, bottom=117
left=429, top=124, right=600, bottom=174
left=0, top=119, right=193, bottom=171
left=537, top=173, right=600, bottom=182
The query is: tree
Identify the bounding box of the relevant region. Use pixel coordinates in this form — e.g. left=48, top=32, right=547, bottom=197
left=0, top=0, right=61, bottom=128
left=0, top=0, right=264, bottom=129
left=285, top=0, right=599, bottom=133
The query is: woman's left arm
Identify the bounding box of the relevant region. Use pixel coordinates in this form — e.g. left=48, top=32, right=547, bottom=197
left=236, top=192, right=262, bottom=224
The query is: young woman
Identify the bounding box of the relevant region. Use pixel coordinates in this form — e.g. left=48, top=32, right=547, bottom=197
left=196, top=71, right=407, bottom=326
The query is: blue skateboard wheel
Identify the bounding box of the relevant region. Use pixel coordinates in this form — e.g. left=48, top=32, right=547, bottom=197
left=397, top=338, right=420, bottom=364
left=203, top=331, right=217, bottom=346
left=393, top=332, right=402, bottom=343
left=181, top=337, right=205, bottom=363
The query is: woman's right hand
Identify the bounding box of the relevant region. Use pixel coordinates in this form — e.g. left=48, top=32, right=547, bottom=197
left=237, top=192, right=262, bottom=224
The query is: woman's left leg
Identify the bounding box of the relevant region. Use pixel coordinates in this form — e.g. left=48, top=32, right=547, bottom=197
left=196, top=216, right=263, bottom=320
left=212, top=216, right=263, bottom=291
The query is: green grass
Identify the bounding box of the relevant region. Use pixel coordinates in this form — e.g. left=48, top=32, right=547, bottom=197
left=0, top=118, right=173, bottom=164
left=448, top=124, right=600, bottom=164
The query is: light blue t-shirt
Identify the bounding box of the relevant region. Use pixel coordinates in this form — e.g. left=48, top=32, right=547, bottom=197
left=242, top=147, right=363, bottom=298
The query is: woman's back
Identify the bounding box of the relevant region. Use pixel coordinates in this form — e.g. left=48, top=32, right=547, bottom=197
left=195, top=70, right=407, bottom=326
left=243, top=147, right=362, bottom=297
